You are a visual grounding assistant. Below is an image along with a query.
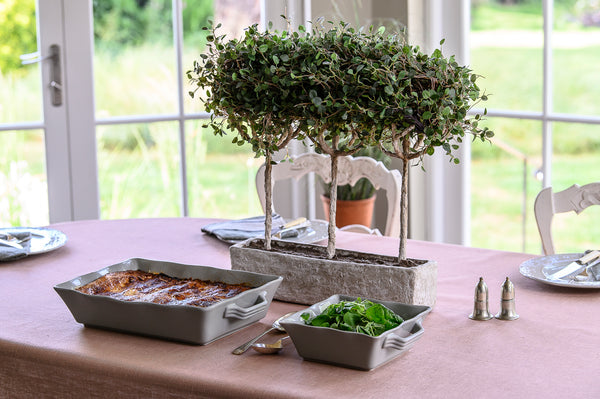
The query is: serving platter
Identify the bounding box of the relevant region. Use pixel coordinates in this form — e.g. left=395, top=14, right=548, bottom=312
left=0, top=227, right=67, bottom=255
left=519, top=252, right=600, bottom=289
left=54, top=258, right=283, bottom=344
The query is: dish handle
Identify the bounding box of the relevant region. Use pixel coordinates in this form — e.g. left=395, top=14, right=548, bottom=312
left=223, top=291, right=268, bottom=320
left=381, top=320, right=425, bottom=351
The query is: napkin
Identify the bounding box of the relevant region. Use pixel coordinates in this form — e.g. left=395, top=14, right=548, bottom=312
left=202, top=214, right=296, bottom=242
left=0, top=231, right=31, bottom=262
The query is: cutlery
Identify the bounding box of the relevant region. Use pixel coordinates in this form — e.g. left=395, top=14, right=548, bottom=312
left=232, top=312, right=294, bottom=355
left=252, top=335, right=291, bottom=354
left=273, top=217, right=308, bottom=238
left=0, top=232, right=32, bottom=243
left=0, top=238, right=24, bottom=250
left=548, top=250, right=600, bottom=280
left=587, top=260, right=600, bottom=281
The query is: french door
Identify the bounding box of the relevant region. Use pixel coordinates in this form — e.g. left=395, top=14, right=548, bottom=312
left=1, top=0, right=263, bottom=227
left=0, top=0, right=97, bottom=226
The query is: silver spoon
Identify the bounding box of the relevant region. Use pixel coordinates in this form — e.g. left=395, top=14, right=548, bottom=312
left=232, top=312, right=294, bottom=355
left=252, top=335, right=291, bottom=354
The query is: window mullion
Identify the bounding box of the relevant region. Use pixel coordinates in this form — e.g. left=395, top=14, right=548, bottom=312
left=173, top=0, right=188, bottom=216
left=542, top=0, right=554, bottom=188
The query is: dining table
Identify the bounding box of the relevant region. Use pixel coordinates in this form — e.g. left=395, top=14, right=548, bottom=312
left=0, top=217, right=598, bottom=398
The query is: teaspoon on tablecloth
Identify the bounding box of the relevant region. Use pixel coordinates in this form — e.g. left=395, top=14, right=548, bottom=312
left=232, top=312, right=294, bottom=355
left=252, top=335, right=291, bottom=354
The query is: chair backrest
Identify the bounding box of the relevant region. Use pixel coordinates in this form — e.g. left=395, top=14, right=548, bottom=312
left=255, top=152, right=402, bottom=237
left=534, top=183, right=600, bottom=255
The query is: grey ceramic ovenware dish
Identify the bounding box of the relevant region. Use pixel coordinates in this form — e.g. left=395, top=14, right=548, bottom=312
left=54, top=258, right=283, bottom=345
left=279, top=294, right=431, bottom=370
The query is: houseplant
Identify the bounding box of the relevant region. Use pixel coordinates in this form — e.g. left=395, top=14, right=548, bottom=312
left=189, top=21, right=492, bottom=305
left=188, top=23, right=303, bottom=251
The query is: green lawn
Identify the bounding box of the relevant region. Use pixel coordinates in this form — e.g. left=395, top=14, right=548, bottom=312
left=471, top=152, right=600, bottom=254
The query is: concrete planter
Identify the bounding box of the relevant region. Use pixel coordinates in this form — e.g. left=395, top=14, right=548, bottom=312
left=230, top=238, right=437, bottom=307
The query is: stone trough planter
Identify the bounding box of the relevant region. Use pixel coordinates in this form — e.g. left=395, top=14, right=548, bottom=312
left=230, top=238, right=437, bottom=307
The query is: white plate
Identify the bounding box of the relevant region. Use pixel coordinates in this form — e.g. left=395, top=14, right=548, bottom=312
left=519, top=252, right=600, bottom=289
left=0, top=227, right=67, bottom=255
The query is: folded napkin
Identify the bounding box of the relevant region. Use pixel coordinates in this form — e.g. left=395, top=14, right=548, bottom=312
left=0, top=231, right=31, bottom=262
left=202, top=214, right=293, bottom=242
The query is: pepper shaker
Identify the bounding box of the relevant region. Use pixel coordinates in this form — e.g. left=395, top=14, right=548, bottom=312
left=469, top=277, right=493, bottom=321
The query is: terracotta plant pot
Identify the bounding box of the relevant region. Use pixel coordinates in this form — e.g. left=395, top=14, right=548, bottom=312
left=321, top=194, right=376, bottom=228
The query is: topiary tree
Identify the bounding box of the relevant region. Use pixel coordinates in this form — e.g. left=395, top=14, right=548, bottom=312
left=188, top=23, right=303, bottom=251
left=346, top=29, right=493, bottom=262
left=190, top=21, right=493, bottom=266
left=289, top=24, right=376, bottom=259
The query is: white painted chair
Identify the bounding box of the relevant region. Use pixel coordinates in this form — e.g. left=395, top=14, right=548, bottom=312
left=255, top=152, right=402, bottom=237
left=534, top=183, right=600, bottom=255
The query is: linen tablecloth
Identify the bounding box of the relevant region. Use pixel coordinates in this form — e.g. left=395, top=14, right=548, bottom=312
left=1, top=218, right=598, bottom=398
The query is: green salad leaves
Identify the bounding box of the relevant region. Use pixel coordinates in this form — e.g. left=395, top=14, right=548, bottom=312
left=300, top=298, right=404, bottom=337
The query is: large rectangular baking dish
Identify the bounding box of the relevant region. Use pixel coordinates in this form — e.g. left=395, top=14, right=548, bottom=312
left=54, top=258, right=283, bottom=345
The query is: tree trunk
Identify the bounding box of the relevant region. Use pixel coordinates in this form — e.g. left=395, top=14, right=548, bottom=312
left=326, top=154, right=339, bottom=259
left=264, top=151, right=273, bottom=251
left=399, top=142, right=410, bottom=262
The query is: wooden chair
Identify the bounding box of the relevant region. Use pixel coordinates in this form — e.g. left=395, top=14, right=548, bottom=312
left=534, top=183, right=600, bottom=255
left=255, top=152, right=402, bottom=237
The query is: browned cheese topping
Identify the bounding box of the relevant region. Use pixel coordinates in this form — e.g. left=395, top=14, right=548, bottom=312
left=76, top=270, right=252, bottom=307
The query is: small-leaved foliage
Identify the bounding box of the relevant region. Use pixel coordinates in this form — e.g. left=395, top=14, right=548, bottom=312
left=188, top=20, right=493, bottom=261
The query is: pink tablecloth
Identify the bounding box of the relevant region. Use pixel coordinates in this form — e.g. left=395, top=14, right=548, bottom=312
left=1, top=218, right=598, bottom=398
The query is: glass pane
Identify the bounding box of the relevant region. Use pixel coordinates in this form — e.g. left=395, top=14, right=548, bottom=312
left=183, top=0, right=262, bottom=219
left=183, top=0, right=260, bottom=114
left=471, top=118, right=543, bottom=253
left=186, top=120, right=262, bottom=219
left=470, top=1, right=543, bottom=111
left=550, top=122, right=600, bottom=253
left=553, top=2, right=600, bottom=116
left=182, top=0, right=214, bottom=115
left=93, top=0, right=177, bottom=117
left=0, top=1, right=48, bottom=227
left=0, top=130, right=49, bottom=227
left=0, top=0, right=42, bottom=122
left=97, top=122, right=182, bottom=219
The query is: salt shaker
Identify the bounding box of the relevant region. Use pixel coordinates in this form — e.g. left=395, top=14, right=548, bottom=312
left=495, top=277, right=519, bottom=320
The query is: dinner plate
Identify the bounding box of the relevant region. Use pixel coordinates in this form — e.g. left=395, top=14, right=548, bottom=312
left=519, top=252, right=600, bottom=289
left=0, top=227, right=67, bottom=255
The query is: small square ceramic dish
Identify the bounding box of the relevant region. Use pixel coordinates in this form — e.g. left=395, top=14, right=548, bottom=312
left=54, top=258, right=282, bottom=345
left=279, top=294, right=431, bottom=370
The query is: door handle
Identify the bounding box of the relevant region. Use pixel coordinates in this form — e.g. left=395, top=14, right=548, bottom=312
left=20, top=44, right=62, bottom=106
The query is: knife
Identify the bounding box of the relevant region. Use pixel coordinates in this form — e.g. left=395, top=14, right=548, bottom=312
left=548, top=250, right=600, bottom=280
